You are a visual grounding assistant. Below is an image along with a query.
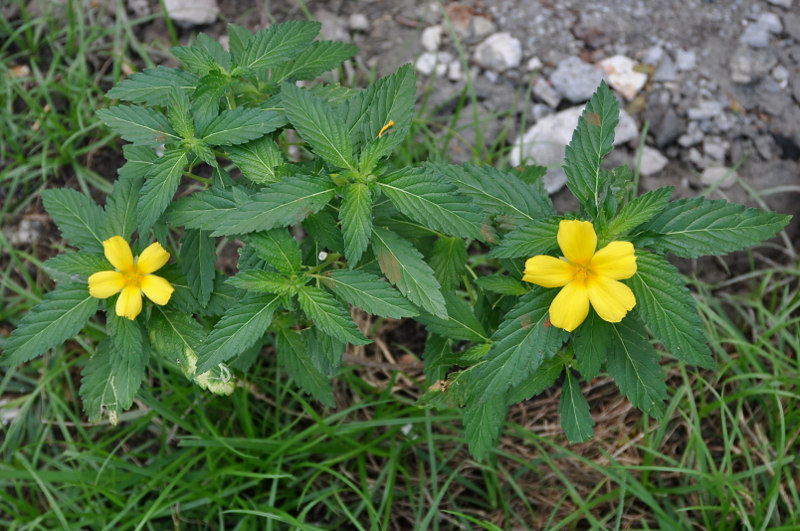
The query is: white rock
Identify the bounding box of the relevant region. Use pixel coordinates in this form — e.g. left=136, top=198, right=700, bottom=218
left=348, top=13, right=369, bottom=31
left=164, top=0, right=219, bottom=27
left=532, top=80, right=561, bottom=108
left=316, top=9, right=350, bottom=42
left=675, top=49, right=696, bottom=71
left=637, top=146, right=668, bottom=176
left=740, top=23, right=770, bottom=48
left=510, top=106, right=639, bottom=193
left=597, top=55, right=648, bottom=100
left=526, top=56, right=544, bottom=71
left=767, top=0, right=792, bottom=7
left=688, top=100, right=724, bottom=121
left=641, top=45, right=664, bottom=66
left=701, top=167, right=738, bottom=189
left=550, top=57, right=605, bottom=103
left=653, top=55, right=677, bottom=82
left=757, top=12, right=783, bottom=33
left=473, top=32, right=522, bottom=72
left=469, top=16, right=496, bottom=41
left=415, top=52, right=438, bottom=76
left=421, top=25, right=442, bottom=52
left=447, top=60, right=462, bottom=81
left=703, top=136, right=729, bottom=162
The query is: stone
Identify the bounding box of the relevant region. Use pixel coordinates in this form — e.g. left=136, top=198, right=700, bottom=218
left=526, top=56, right=544, bottom=71
left=783, top=13, right=800, bottom=41
left=127, top=0, right=149, bottom=17
left=572, top=11, right=621, bottom=48
left=531, top=80, right=561, bottom=108
left=688, top=147, right=708, bottom=168
left=467, top=16, right=496, bottom=43
left=163, top=0, right=218, bottom=27
left=7, top=219, right=44, bottom=246
left=650, top=107, right=685, bottom=148
left=754, top=135, right=779, bottom=160
left=729, top=46, right=778, bottom=84
left=447, top=60, right=462, bottom=82
left=549, top=56, right=605, bottom=103
left=653, top=55, right=677, bottom=82
left=767, top=0, right=792, bottom=7
left=444, top=3, right=472, bottom=38
left=675, top=49, right=696, bottom=71
left=703, top=136, right=729, bottom=162
left=688, top=100, right=724, bottom=121
left=772, top=65, right=789, bottom=89
left=757, top=12, right=783, bottom=33
left=348, top=13, right=369, bottom=31
left=597, top=55, right=648, bottom=100
left=532, top=103, right=554, bottom=122
left=421, top=25, right=443, bottom=52
left=474, top=32, right=522, bottom=72
left=637, top=146, right=668, bottom=176
left=740, top=23, right=770, bottom=48
left=316, top=9, right=350, bottom=42
left=641, top=45, right=664, bottom=66
left=677, top=121, right=704, bottom=147
left=509, top=106, right=638, bottom=193
left=415, top=52, right=451, bottom=76
left=701, top=167, right=738, bottom=189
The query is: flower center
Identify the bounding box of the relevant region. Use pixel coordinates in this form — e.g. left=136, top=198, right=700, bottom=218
left=571, top=263, right=594, bottom=287
left=121, top=265, right=144, bottom=288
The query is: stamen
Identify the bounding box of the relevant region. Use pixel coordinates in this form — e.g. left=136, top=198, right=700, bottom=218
left=378, top=120, right=394, bottom=138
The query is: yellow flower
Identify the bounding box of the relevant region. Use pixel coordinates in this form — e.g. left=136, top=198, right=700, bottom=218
left=88, top=236, right=174, bottom=320
left=522, top=220, right=637, bottom=332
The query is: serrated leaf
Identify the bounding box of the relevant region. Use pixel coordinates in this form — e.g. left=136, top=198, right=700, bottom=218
left=105, top=173, right=143, bottom=241
left=42, top=188, right=107, bottom=253
left=304, top=210, right=345, bottom=254
left=505, top=354, right=563, bottom=405
left=469, top=289, right=568, bottom=400
left=474, top=275, right=527, bottom=296
left=605, top=187, right=673, bottom=239
left=629, top=250, right=713, bottom=368
left=171, top=45, right=221, bottom=76
left=371, top=227, right=447, bottom=318
left=416, top=293, right=488, bottom=343
left=118, top=144, right=158, bottom=180
left=607, top=317, right=667, bottom=419
left=247, top=229, right=301, bottom=275
left=489, top=218, right=560, bottom=259
left=323, top=269, right=418, bottom=319
left=237, top=21, right=320, bottom=73
left=379, top=167, right=487, bottom=241
left=228, top=270, right=290, bottom=294
left=227, top=24, right=252, bottom=67
left=148, top=307, right=206, bottom=376
left=108, top=311, right=144, bottom=357
left=97, top=105, right=179, bottom=145
left=195, top=294, right=281, bottom=374
left=167, top=88, right=194, bottom=140
left=201, top=108, right=285, bottom=146
left=227, top=136, right=284, bottom=184
left=573, top=310, right=611, bottom=379
left=196, top=33, right=231, bottom=72
left=463, top=394, right=506, bottom=461
left=80, top=337, right=147, bottom=424
left=179, top=229, right=215, bottom=307
left=271, top=41, right=358, bottom=83
left=282, top=82, right=353, bottom=169
left=340, top=182, right=372, bottom=266
left=429, top=236, right=467, bottom=291
left=563, top=81, right=619, bottom=214
left=559, top=370, right=595, bottom=443
left=192, top=70, right=229, bottom=134
left=2, top=284, right=98, bottom=366
left=638, top=198, right=790, bottom=258
left=422, top=334, right=451, bottom=384
left=276, top=327, right=334, bottom=406
left=211, top=175, right=335, bottom=236
left=138, top=150, right=188, bottom=233
left=303, top=328, right=345, bottom=375
left=43, top=252, right=111, bottom=282
left=106, top=66, right=198, bottom=106
left=297, top=286, right=370, bottom=345
left=165, top=187, right=239, bottom=229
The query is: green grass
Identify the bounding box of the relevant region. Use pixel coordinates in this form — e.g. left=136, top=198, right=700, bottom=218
left=2, top=2, right=799, bottom=529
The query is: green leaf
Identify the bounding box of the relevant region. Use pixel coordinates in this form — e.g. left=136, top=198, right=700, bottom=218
left=227, top=24, right=252, bottom=67
left=196, top=33, right=231, bottom=71
left=227, top=136, right=284, bottom=184
left=138, top=150, right=188, bottom=233
left=237, top=21, right=320, bottom=73
left=271, top=41, right=359, bottom=83
left=148, top=307, right=206, bottom=377
left=108, top=311, right=144, bottom=359
left=488, top=218, right=560, bottom=259
left=167, top=88, right=194, bottom=140
left=629, top=250, right=714, bottom=368
left=605, top=187, right=673, bottom=239
left=228, top=270, right=290, bottom=294
left=429, top=236, right=467, bottom=292
left=211, top=175, right=335, bottom=236
left=474, top=275, right=527, bottom=296
left=43, top=251, right=111, bottom=282
left=638, top=198, right=791, bottom=258
left=302, top=328, right=344, bottom=375
left=165, top=187, right=238, bottom=229
left=371, top=227, right=447, bottom=318
left=416, top=293, right=489, bottom=343
left=303, top=210, right=345, bottom=255
left=97, top=105, right=180, bottom=146
left=379, top=168, right=488, bottom=241
left=192, top=70, right=229, bottom=134
left=201, top=108, right=285, bottom=146
left=463, top=394, right=506, bottom=461
left=563, top=81, right=619, bottom=214
left=275, top=327, right=334, bottom=406
left=106, top=66, right=198, bottom=106
left=105, top=173, right=143, bottom=241
left=171, top=45, right=221, bottom=76
left=179, top=229, right=216, bottom=307
left=607, top=317, right=667, bottom=419
left=80, top=337, right=147, bottom=424
left=195, top=294, right=281, bottom=374
left=246, top=229, right=301, bottom=276
left=573, top=310, right=611, bottom=379
left=42, top=188, right=107, bottom=253
left=297, top=286, right=370, bottom=345
left=282, top=83, right=353, bottom=169
left=469, top=289, right=568, bottom=399
left=505, top=354, right=563, bottom=405
left=340, top=182, right=372, bottom=266
left=323, top=269, right=419, bottom=319
left=2, top=284, right=99, bottom=366
left=421, top=334, right=451, bottom=384
left=559, top=370, right=595, bottom=443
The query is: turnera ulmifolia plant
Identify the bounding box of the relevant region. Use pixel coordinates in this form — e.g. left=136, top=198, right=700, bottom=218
left=2, top=22, right=790, bottom=457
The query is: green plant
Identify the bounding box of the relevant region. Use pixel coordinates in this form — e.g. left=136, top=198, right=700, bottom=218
left=1, top=21, right=790, bottom=460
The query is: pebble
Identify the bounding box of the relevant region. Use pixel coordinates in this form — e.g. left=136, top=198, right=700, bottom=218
left=677, top=121, right=704, bottom=147
left=767, top=0, right=792, bottom=7
left=641, top=45, right=664, bottom=66
left=701, top=166, right=738, bottom=189
left=474, top=32, right=522, bottom=72
left=316, top=9, right=350, bottom=42
left=703, top=136, right=729, bottom=162
left=415, top=52, right=452, bottom=76
left=740, top=23, right=770, bottom=48
left=549, top=56, right=606, bottom=103
left=526, top=56, right=544, bottom=72
left=7, top=219, right=44, bottom=246
left=467, top=16, right=496, bottom=44
left=163, top=0, right=219, bottom=27
left=447, top=60, right=462, bottom=82
left=597, top=55, right=648, bottom=100
left=757, top=12, right=783, bottom=33
left=688, top=100, right=725, bottom=121
left=729, top=46, right=778, bottom=84
left=531, top=80, right=561, bottom=108
left=772, top=65, right=789, bottom=89
left=348, top=13, right=369, bottom=31
left=127, top=0, right=149, bottom=17
left=653, top=55, right=677, bottom=82
left=421, top=25, right=443, bottom=52
left=637, top=146, right=669, bottom=176
left=675, top=49, right=696, bottom=71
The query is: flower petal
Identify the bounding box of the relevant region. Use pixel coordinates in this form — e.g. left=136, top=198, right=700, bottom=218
left=587, top=276, right=636, bottom=323
left=548, top=281, right=590, bottom=332
left=116, top=285, right=143, bottom=320
left=557, top=220, right=597, bottom=265
left=523, top=255, right=575, bottom=287
left=140, top=274, right=174, bottom=305
left=591, top=241, right=637, bottom=280
left=103, top=236, right=133, bottom=271
left=137, top=242, right=170, bottom=274
left=88, top=270, right=125, bottom=299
